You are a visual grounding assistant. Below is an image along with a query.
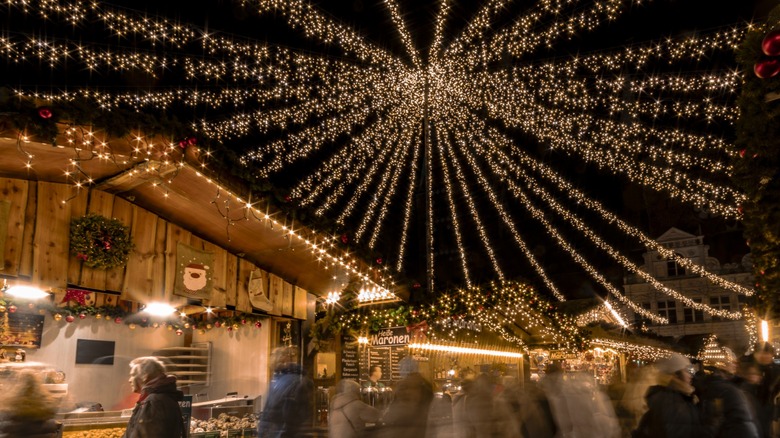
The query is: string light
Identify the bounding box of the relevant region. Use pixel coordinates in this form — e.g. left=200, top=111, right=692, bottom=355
left=1, top=0, right=751, bottom=314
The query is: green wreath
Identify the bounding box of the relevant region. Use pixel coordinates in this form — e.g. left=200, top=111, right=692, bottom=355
left=70, top=213, right=134, bottom=269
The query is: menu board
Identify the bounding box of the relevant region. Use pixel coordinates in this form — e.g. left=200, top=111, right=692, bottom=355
left=390, top=346, right=405, bottom=381
left=341, top=336, right=360, bottom=380
left=369, top=347, right=392, bottom=384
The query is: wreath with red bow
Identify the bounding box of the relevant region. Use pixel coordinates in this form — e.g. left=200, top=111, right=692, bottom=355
left=70, top=213, right=134, bottom=269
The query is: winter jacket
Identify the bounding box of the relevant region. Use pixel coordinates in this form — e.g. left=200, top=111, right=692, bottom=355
left=699, top=373, right=759, bottom=438
left=258, top=364, right=314, bottom=438
left=329, top=385, right=381, bottom=438
left=122, top=375, right=185, bottom=438
left=0, top=418, right=59, bottom=438
left=632, top=377, right=700, bottom=438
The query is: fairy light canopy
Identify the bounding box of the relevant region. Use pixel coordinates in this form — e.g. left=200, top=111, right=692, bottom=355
left=0, top=0, right=763, bottom=319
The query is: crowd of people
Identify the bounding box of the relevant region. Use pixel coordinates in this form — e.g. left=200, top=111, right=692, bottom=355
left=316, top=342, right=780, bottom=438
left=5, top=342, right=778, bottom=437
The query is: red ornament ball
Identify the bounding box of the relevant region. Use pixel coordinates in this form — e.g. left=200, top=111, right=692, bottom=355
left=65, top=315, right=75, bottom=323
left=340, top=234, right=349, bottom=244
left=114, top=317, right=122, bottom=324
left=241, top=319, right=247, bottom=325
left=254, top=321, right=262, bottom=328
left=79, top=313, right=87, bottom=319
left=8, top=305, right=17, bottom=313
left=376, top=258, right=383, bottom=265
left=214, top=321, right=221, bottom=328
left=762, top=28, right=780, bottom=57
left=754, top=58, right=780, bottom=79
left=176, top=329, right=183, bottom=336
left=37, top=107, right=53, bottom=119
left=187, top=136, right=197, bottom=146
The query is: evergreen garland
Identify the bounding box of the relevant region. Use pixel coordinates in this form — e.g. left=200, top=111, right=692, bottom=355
left=735, top=6, right=780, bottom=317
left=69, top=213, right=134, bottom=269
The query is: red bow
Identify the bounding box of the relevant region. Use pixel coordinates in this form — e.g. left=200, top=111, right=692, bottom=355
left=62, top=289, right=91, bottom=306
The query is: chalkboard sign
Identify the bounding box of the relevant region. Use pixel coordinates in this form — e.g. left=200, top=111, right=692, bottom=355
left=0, top=312, right=44, bottom=348
left=75, top=339, right=116, bottom=365
left=341, top=336, right=360, bottom=380
left=369, top=348, right=391, bottom=385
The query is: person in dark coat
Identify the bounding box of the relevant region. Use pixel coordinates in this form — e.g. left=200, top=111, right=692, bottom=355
left=752, top=342, right=780, bottom=438
left=632, top=353, right=700, bottom=438
left=698, top=347, right=759, bottom=438
left=123, top=356, right=185, bottom=438
left=258, top=346, right=314, bottom=438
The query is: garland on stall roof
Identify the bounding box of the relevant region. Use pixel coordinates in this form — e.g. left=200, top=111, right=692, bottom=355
left=70, top=213, right=135, bottom=269
left=311, top=280, right=588, bottom=352
left=735, top=5, right=780, bottom=318
left=0, top=297, right=267, bottom=337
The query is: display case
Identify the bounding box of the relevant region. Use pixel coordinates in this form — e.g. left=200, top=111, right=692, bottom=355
left=57, top=411, right=129, bottom=438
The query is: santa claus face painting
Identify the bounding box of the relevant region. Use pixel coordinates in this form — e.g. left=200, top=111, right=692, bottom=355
left=183, top=263, right=209, bottom=292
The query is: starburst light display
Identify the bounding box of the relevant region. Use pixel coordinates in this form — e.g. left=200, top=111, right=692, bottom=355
left=0, top=0, right=761, bottom=329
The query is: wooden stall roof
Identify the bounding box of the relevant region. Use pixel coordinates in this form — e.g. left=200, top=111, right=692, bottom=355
left=0, top=131, right=406, bottom=300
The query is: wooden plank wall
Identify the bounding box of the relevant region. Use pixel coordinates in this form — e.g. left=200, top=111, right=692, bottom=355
left=0, top=178, right=304, bottom=319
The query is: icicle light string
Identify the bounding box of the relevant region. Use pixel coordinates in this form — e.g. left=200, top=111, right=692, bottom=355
left=435, top=128, right=473, bottom=288
left=450, top=128, right=566, bottom=302
left=490, top=129, right=754, bottom=297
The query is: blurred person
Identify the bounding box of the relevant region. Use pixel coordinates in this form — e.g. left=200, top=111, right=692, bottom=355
left=258, top=346, right=314, bottom=438
left=540, top=361, right=620, bottom=438
left=123, top=356, right=185, bottom=438
left=451, top=372, right=499, bottom=438
left=753, top=342, right=780, bottom=438
left=735, top=357, right=763, bottom=437
left=631, top=353, right=700, bottom=438
left=364, top=365, right=386, bottom=389
left=363, top=365, right=386, bottom=408
left=377, top=356, right=433, bottom=438
left=0, top=370, right=59, bottom=438
left=330, top=379, right=381, bottom=438
left=698, top=347, right=759, bottom=438
left=426, top=387, right=454, bottom=438
left=620, top=364, right=659, bottom=431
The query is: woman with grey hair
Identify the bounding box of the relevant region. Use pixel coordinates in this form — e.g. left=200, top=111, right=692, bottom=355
left=122, top=356, right=185, bottom=438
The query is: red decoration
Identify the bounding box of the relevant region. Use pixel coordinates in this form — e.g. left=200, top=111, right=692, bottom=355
left=241, top=319, right=247, bottom=325
left=187, top=136, right=197, bottom=145
left=254, top=321, right=262, bottom=328
left=214, top=321, right=221, bottom=328
left=8, top=305, right=17, bottom=313
left=754, top=58, right=780, bottom=79
left=65, top=315, right=75, bottom=323
left=114, top=317, right=122, bottom=324
left=284, top=195, right=291, bottom=202
left=176, top=329, right=183, bottom=336
left=178, top=140, right=188, bottom=149
left=37, top=107, right=53, bottom=119
left=376, top=258, right=383, bottom=265
left=340, top=233, right=349, bottom=244
left=739, top=149, right=747, bottom=158
left=406, top=322, right=428, bottom=343
left=77, top=253, right=88, bottom=261
left=103, top=240, right=112, bottom=250
left=412, top=282, right=421, bottom=288
left=79, top=313, right=87, bottom=319
left=762, top=29, right=780, bottom=56
left=62, top=289, right=91, bottom=306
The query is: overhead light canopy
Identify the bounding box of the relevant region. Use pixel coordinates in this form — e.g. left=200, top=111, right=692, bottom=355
left=142, top=302, right=177, bottom=317
left=4, top=285, right=50, bottom=300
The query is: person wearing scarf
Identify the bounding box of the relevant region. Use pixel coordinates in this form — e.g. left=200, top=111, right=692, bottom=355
left=122, top=356, right=185, bottom=438
left=633, top=353, right=701, bottom=438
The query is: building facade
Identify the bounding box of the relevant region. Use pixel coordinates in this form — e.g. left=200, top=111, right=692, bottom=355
left=623, top=228, right=753, bottom=352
